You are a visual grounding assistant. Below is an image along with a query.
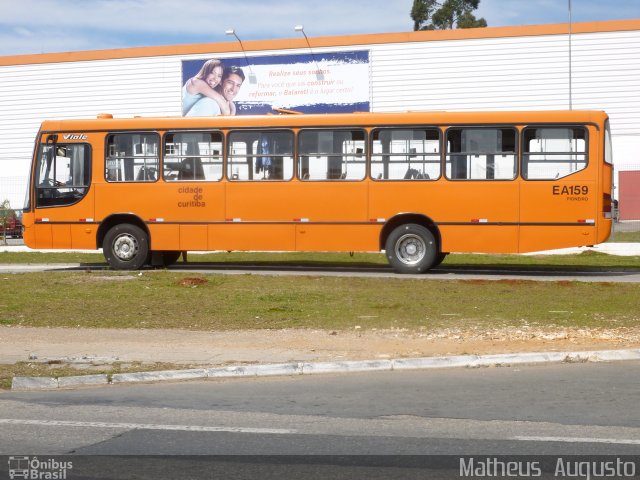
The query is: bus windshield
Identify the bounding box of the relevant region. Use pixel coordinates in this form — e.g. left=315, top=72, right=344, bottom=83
left=34, top=142, right=91, bottom=207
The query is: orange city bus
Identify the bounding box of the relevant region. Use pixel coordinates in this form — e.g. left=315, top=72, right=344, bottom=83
left=22, top=110, right=613, bottom=273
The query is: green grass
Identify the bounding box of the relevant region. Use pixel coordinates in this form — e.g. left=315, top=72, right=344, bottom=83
left=0, top=251, right=105, bottom=264
left=611, top=231, right=640, bottom=242
left=1, top=271, right=639, bottom=332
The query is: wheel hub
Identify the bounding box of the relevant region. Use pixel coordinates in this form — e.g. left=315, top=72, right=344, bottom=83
left=396, top=234, right=426, bottom=265
left=113, top=234, right=138, bottom=261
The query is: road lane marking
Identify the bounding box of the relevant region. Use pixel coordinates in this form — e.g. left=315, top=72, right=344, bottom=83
left=0, top=418, right=296, bottom=435
left=4, top=419, right=640, bottom=444
left=513, top=436, right=640, bottom=445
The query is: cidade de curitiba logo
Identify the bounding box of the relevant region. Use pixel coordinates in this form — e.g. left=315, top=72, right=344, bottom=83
left=8, top=456, right=73, bottom=479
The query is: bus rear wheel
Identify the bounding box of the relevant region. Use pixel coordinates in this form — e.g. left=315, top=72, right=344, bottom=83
left=385, top=223, right=438, bottom=274
left=103, top=223, right=149, bottom=270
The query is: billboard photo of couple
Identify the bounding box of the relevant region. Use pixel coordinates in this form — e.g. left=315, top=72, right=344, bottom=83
left=181, top=50, right=370, bottom=116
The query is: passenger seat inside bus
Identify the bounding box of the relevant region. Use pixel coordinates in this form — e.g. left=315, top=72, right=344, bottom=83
left=179, top=157, right=205, bottom=180
left=136, top=167, right=157, bottom=181
left=404, top=167, right=429, bottom=180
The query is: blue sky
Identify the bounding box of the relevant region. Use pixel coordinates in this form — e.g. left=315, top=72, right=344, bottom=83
left=0, top=0, right=639, bottom=56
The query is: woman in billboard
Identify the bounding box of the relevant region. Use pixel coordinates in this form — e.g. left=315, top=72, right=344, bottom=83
left=182, top=59, right=231, bottom=116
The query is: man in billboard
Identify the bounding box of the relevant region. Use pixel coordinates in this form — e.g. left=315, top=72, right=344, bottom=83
left=216, top=66, right=245, bottom=115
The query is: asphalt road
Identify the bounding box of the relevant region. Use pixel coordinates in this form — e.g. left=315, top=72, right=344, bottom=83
left=1, top=362, right=639, bottom=478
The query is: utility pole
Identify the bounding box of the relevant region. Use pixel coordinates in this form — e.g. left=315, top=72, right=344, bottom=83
left=569, top=0, right=573, bottom=110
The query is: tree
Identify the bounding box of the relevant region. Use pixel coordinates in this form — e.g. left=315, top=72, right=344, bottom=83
left=411, top=0, right=487, bottom=31
left=0, top=199, right=16, bottom=245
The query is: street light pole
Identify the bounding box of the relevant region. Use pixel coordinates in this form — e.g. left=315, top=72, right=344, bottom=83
left=569, top=0, right=573, bottom=110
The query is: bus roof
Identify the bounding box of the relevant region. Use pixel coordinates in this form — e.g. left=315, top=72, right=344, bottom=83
left=39, top=110, right=609, bottom=133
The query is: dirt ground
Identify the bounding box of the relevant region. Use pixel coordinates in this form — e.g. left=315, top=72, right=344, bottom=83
left=2, top=325, right=640, bottom=368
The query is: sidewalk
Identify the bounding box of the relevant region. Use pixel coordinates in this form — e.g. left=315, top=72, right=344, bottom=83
left=4, top=325, right=640, bottom=390
left=2, top=325, right=640, bottom=368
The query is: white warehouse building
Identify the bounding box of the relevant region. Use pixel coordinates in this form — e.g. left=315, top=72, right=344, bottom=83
left=0, top=19, right=639, bottom=216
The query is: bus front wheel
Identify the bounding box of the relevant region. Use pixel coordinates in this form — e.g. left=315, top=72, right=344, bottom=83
left=103, top=223, right=149, bottom=270
left=385, top=224, right=437, bottom=274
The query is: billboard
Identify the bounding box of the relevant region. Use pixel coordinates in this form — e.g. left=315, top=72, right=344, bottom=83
left=181, top=50, right=370, bottom=116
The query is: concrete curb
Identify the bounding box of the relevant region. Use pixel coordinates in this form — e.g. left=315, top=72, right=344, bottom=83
left=111, top=369, right=208, bottom=384
left=10, top=348, right=640, bottom=391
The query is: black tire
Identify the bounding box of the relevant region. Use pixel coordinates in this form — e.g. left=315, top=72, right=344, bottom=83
left=161, top=250, right=182, bottom=267
left=103, top=223, right=149, bottom=270
left=385, top=223, right=438, bottom=274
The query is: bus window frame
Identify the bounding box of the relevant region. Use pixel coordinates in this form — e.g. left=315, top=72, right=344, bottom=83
left=227, top=128, right=295, bottom=182
left=104, top=131, right=160, bottom=184
left=604, top=120, right=613, bottom=166
left=369, top=126, right=442, bottom=182
left=297, top=127, right=368, bottom=182
left=520, top=125, right=589, bottom=182
left=162, top=129, right=224, bottom=182
left=444, top=125, right=519, bottom=182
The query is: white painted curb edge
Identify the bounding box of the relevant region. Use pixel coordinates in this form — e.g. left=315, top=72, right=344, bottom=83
left=11, top=348, right=640, bottom=391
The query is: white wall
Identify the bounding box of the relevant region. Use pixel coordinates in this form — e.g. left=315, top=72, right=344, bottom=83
left=369, top=28, right=640, bottom=200
left=371, top=30, right=640, bottom=136
left=1, top=27, right=639, bottom=208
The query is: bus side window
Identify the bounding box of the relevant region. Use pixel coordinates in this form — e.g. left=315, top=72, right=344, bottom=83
left=298, top=129, right=366, bottom=181
left=228, top=130, right=293, bottom=181
left=371, top=128, right=440, bottom=181
left=106, top=132, right=159, bottom=183
left=163, top=131, right=223, bottom=181
left=445, top=128, right=516, bottom=181
left=522, top=127, right=587, bottom=180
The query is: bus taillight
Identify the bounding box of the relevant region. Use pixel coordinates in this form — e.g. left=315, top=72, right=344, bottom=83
left=603, top=193, right=612, bottom=218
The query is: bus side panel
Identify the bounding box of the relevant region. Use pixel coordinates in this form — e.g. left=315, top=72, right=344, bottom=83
left=295, top=224, right=379, bottom=252
left=288, top=182, right=369, bottom=222
left=148, top=224, right=180, bottom=250
left=287, top=182, right=370, bottom=251
left=370, top=181, right=520, bottom=253
left=519, top=124, right=603, bottom=252
left=33, top=223, right=52, bottom=249
left=180, top=225, right=208, bottom=251
left=224, top=181, right=369, bottom=252
left=95, top=183, right=222, bottom=222
left=165, top=182, right=226, bottom=223
left=439, top=225, right=519, bottom=254
left=208, top=224, right=296, bottom=251
left=95, top=182, right=225, bottom=251
left=70, top=224, right=97, bottom=249
left=226, top=182, right=369, bottom=222
left=70, top=188, right=98, bottom=249
left=519, top=178, right=597, bottom=252
left=519, top=225, right=594, bottom=253
left=51, top=224, right=72, bottom=248
left=224, top=183, right=299, bottom=250
left=31, top=188, right=96, bottom=249
left=22, top=212, right=36, bottom=248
